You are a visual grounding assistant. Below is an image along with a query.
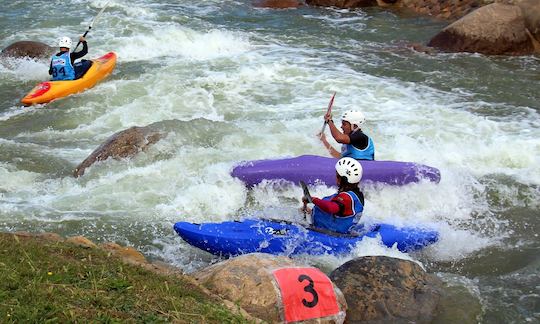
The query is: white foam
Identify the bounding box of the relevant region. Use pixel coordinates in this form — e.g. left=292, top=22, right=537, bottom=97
left=111, top=26, right=250, bottom=62
left=0, top=57, right=49, bottom=82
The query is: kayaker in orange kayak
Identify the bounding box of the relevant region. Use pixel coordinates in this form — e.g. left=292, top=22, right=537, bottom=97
left=49, top=36, right=92, bottom=81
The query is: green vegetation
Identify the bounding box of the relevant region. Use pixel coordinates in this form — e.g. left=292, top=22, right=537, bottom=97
left=0, top=233, right=249, bottom=323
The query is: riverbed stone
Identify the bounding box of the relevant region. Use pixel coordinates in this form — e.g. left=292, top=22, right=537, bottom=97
left=73, top=125, right=164, bottom=177
left=427, top=3, right=534, bottom=55
left=1, top=41, right=54, bottom=59
left=329, top=256, right=442, bottom=323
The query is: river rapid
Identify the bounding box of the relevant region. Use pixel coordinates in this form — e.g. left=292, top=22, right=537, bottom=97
left=1, top=1, right=539, bottom=322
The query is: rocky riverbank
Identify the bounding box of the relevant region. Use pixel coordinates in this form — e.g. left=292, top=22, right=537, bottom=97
left=1, top=231, right=482, bottom=323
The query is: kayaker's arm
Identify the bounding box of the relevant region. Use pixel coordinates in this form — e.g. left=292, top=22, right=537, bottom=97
left=328, top=119, right=351, bottom=144
left=71, top=39, right=88, bottom=63
left=312, top=197, right=341, bottom=214
left=319, top=133, right=341, bottom=158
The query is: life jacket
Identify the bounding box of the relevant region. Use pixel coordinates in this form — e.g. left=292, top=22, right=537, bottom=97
left=312, top=191, right=364, bottom=234
left=50, top=52, right=75, bottom=81
left=341, top=134, right=375, bottom=160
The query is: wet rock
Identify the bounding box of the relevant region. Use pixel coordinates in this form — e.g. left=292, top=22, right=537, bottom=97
left=192, top=253, right=347, bottom=323
left=306, top=0, right=378, bottom=8
left=329, top=256, right=442, bottom=323
left=73, top=126, right=164, bottom=177
left=433, top=283, right=482, bottom=323
left=253, top=0, right=304, bottom=8
left=1, top=41, right=54, bottom=59
left=427, top=3, right=534, bottom=55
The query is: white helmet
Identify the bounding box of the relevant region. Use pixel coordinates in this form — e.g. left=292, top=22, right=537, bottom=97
left=335, top=157, right=363, bottom=184
left=341, top=110, right=366, bottom=128
left=58, top=37, right=72, bottom=49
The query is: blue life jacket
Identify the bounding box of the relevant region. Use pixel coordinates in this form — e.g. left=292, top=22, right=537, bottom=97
left=50, top=52, right=75, bottom=81
left=341, top=135, right=375, bottom=160
left=312, top=191, right=364, bottom=234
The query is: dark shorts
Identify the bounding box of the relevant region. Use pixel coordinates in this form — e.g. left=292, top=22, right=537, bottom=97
left=74, top=60, right=92, bottom=79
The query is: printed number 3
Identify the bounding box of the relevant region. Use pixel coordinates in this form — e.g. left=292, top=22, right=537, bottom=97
left=298, top=274, right=319, bottom=308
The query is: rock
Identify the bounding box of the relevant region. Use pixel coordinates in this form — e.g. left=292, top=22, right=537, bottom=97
left=253, top=0, right=304, bottom=8
left=517, top=0, right=540, bottom=45
left=329, top=256, right=442, bottom=323
left=395, top=0, right=484, bottom=21
left=306, top=0, right=378, bottom=8
left=12, top=232, right=64, bottom=242
left=100, top=242, right=148, bottom=265
left=433, top=283, right=482, bottom=323
left=73, top=126, right=164, bottom=177
left=1, top=41, right=54, bottom=59
left=66, top=236, right=97, bottom=248
left=192, top=253, right=347, bottom=323
left=427, top=3, right=534, bottom=55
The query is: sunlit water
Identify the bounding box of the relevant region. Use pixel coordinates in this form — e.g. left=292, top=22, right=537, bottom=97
left=1, top=1, right=539, bottom=322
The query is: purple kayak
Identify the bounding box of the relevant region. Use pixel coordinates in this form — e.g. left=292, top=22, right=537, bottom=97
left=231, top=155, right=440, bottom=187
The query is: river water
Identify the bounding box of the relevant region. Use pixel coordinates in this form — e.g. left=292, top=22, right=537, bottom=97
left=1, top=0, right=539, bottom=322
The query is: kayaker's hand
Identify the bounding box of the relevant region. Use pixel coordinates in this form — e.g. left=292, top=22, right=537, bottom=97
left=300, top=205, right=312, bottom=214
left=324, top=112, right=333, bottom=123
left=79, top=36, right=86, bottom=42
left=318, top=132, right=326, bottom=141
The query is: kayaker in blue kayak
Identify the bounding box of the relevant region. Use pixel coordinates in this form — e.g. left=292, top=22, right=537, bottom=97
left=49, top=36, right=92, bottom=81
left=319, top=110, right=375, bottom=160
left=302, top=157, right=365, bottom=234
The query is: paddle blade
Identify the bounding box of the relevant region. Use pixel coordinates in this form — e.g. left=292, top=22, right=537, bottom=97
left=320, top=92, right=336, bottom=133
left=300, top=181, right=313, bottom=204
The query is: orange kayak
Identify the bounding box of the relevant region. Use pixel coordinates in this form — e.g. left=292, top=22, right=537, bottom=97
left=21, top=52, right=117, bottom=106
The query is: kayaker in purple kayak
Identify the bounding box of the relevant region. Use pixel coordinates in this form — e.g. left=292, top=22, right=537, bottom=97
left=302, top=157, right=365, bottom=234
left=319, top=109, right=375, bottom=160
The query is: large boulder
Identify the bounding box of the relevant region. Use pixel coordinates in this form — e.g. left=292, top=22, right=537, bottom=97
left=427, top=3, right=535, bottom=55
left=253, top=0, right=304, bottom=8
left=192, top=253, right=347, bottom=323
left=1, top=41, right=54, bottom=59
left=517, top=0, right=540, bottom=45
left=329, top=256, right=442, bottom=323
left=73, top=125, right=163, bottom=177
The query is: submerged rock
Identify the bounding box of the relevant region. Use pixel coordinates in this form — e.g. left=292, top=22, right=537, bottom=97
left=329, top=256, right=442, bottom=323
left=73, top=125, right=164, bottom=177
left=1, top=41, right=54, bottom=59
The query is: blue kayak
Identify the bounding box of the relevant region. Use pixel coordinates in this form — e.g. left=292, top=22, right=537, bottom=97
left=173, top=219, right=439, bottom=257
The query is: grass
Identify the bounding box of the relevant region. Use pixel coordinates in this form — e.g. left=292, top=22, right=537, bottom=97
left=0, top=233, right=250, bottom=323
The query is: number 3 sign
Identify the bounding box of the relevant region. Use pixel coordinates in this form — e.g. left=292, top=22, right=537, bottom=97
left=273, top=267, right=341, bottom=323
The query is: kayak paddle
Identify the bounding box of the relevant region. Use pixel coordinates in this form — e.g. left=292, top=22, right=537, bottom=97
left=300, top=180, right=313, bottom=224
left=73, top=1, right=111, bottom=52
left=320, top=92, right=336, bottom=134
left=300, top=180, right=313, bottom=204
